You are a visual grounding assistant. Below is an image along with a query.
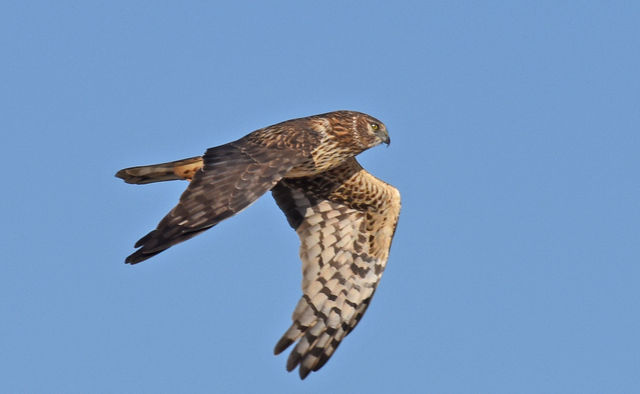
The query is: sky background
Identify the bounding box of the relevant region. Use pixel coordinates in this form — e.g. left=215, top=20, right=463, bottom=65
left=1, top=1, right=639, bottom=393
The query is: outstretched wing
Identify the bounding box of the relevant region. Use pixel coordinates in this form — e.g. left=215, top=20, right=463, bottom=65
left=125, top=136, right=308, bottom=264
left=271, top=158, right=401, bottom=379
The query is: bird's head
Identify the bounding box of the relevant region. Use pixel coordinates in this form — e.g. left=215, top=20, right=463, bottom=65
left=360, top=113, right=390, bottom=147
left=325, top=111, right=390, bottom=151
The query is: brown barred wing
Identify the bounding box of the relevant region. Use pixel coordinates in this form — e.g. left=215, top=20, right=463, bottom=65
left=271, top=158, right=401, bottom=379
left=125, top=138, right=306, bottom=264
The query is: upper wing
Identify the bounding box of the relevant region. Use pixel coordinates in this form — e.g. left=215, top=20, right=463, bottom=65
left=125, top=136, right=308, bottom=264
left=271, top=158, right=401, bottom=379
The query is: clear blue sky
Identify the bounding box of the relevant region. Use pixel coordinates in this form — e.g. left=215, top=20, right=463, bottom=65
left=1, top=1, right=638, bottom=393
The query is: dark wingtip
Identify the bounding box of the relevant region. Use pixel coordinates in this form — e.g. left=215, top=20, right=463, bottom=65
left=125, top=250, right=145, bottom=265
left=274, top=338, right=293, bottom=355
left=299, top=366, right=311, bottom=380
left=134, top=231, right=155, bottom=248
left=286, top=351, right=301, bottom=372
left=124, top=231, right=157, bottom=264
left=125, top=244, right=162, bottom=264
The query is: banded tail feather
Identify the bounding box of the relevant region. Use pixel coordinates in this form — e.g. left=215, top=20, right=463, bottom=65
left=115, top=156, right=204, bottom=184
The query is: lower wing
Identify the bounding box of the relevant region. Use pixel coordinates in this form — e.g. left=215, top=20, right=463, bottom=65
left=271, top=158, right=401, bottom=379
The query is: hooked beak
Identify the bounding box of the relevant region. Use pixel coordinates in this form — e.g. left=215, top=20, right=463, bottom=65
left=376, top=129, right=390, bottom=146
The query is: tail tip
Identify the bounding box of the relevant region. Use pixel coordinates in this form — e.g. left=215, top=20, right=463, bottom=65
left=115, top=168, right=139, bottom=184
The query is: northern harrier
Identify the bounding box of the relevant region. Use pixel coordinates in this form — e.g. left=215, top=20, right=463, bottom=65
left=116, top=110, right=401, bottom=379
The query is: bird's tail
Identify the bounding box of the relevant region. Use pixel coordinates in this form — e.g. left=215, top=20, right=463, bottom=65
left=115, top=156, right=204, bottom=184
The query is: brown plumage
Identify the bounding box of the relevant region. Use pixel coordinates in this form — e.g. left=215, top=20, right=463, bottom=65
left=116, top=110, right=401, bottom=379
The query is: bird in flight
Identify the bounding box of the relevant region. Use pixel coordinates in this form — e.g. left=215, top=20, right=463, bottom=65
left=116, top=110, right=401, bottom=379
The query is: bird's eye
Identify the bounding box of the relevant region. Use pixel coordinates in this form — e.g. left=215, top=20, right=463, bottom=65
left=371, top=123, right=379, bottom=130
